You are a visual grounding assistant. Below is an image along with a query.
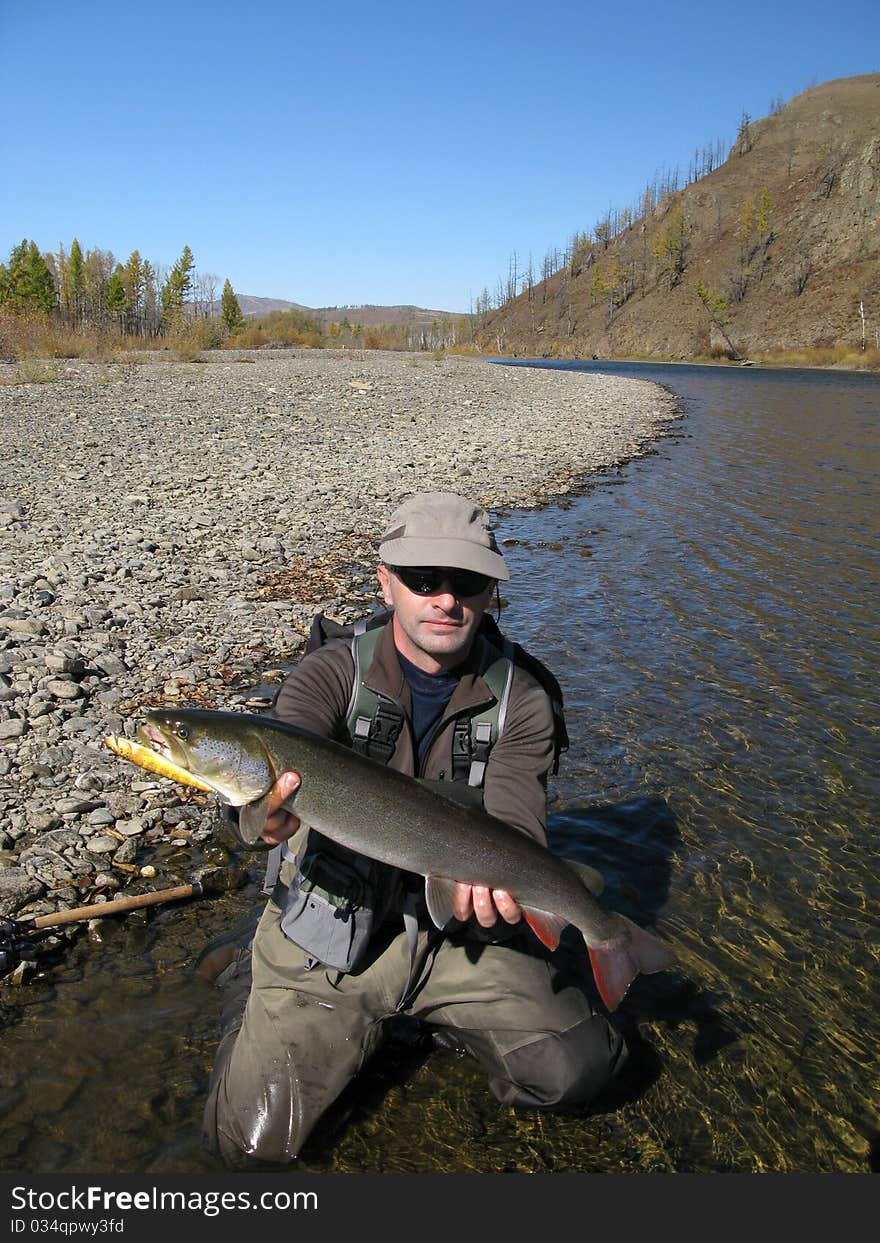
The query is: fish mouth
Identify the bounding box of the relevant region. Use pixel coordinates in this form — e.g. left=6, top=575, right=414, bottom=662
left=138, top=723, right=179, bottom=763
left=105, top=733, right=213, bottom=792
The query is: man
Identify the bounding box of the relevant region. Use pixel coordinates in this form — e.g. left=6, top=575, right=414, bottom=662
left=202, top=491, right=628, bottom=1166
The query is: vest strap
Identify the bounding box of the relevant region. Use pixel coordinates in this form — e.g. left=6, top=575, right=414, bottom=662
left=262, top=843, right=284, bottom=895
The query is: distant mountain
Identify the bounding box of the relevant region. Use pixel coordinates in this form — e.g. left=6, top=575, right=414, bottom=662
left=223, top=296, right=462, bottom=327
left=310, top=304, right=461, bottom=327
left=235, top=295, right=311, bottom=317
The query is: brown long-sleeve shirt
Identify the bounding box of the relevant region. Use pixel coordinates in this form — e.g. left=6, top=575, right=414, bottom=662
left=272, top=619, right=555, bottom=846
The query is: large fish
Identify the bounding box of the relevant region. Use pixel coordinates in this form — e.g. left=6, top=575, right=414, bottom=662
left=135, top=707, right=677, bottom=1010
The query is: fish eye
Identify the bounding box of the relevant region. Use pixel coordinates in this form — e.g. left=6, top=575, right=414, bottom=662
left=173, top=724, right=189, bottom=741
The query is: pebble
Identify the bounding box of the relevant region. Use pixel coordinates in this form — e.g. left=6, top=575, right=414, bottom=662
left=0, top=347, right=679, bottom=928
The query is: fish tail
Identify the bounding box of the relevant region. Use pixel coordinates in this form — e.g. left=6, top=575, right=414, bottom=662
left=586, top=913, right=677, bottom=1012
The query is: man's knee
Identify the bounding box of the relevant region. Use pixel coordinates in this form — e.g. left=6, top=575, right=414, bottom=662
left=202, top=1017, right=311, bottom=1167
left=486, top=1014, right=629, bottom=1111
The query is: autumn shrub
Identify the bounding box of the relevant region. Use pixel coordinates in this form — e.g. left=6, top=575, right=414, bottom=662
left=0, top=357, right=60, bottom=385
left=0, top=311, right=64, bottom=360
left=0, top=309, right=155, bottom=362
left=165, top=317, right=228, bottom=360
left=224, top=307, right=325, bottom=351
left=756, top=343, right=880, bottom=370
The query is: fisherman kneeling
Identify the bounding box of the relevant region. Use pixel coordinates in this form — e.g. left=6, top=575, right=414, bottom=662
left=202, top=491, right=629, bottom=1166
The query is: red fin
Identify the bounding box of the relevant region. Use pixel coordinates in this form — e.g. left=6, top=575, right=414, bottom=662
left=588, top=944, right=639, bottom=1011
left=522, top=906, right=568, bottom=950
left=587, top=914, right=678, bottom=1011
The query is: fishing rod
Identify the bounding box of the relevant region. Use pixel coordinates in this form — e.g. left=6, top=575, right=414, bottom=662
left=0, top=865, right=243, bottom=976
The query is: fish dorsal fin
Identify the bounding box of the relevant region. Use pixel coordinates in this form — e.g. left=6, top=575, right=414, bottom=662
left=561, top=857, right=605, bottom=898
left=416, top=778, right=484, bottom=811
left=521, top=905, right=568, bottom=950
left=425, top=875, right=459, bottom=930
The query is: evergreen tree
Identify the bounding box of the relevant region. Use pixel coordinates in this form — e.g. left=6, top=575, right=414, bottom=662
left=162, top=244, right=195, bottom=326
left=220, top=277, right=244, bottom=333
left=695, top=280, right=745, bottom=360
left=83, top=248, right=115, bottom=324
left=651, top=205, right=689, bottom=288
left=122, top=250, right=145, bottom=333
left=141, top=260, right=160, bottom=336
left=104, top=264, right=127, bottom=325
left=66, top=238, right=85, bottom=322
left=0, top=240, right=56, bottom=313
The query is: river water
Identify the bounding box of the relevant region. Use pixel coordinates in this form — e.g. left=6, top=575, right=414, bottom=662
left=0, top=360, right=876, bottom=1175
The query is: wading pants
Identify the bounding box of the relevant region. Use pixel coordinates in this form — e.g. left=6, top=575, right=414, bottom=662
left=203, top=897, right=628, bottom=1167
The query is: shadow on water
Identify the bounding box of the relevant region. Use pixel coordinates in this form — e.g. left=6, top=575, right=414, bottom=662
left=550, top=797, right=738, bottom=1073
left=549, top=796, right=679, bottom=929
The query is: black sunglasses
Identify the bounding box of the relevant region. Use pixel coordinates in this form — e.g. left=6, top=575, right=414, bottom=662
left=388, top=565, right=494, bottom=597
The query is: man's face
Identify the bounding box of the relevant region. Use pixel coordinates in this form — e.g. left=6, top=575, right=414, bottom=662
left=377, top=563, right=495, bottom=674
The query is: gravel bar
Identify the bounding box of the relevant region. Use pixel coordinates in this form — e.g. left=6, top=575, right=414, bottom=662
left=0, top=348, right=679, bottom=947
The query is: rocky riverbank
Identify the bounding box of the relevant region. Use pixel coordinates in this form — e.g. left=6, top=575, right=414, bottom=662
left=0, top=348, right=679, bottom=965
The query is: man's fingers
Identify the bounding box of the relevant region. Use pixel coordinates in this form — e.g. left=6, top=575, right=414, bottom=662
left=452, top=881, right=473, bottom=922
left=260, top=813, right=300, bottom=846
left=472, top=885, right=497, bottom=928
left=453, top=883, right=524, bottom=928
left=492, top=889, right=523, bottom=925
left=256, top=771, right=302, bottom=845
left=269, top=770, right=301, bottom=809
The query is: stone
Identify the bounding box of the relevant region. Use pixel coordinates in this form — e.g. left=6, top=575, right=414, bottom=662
left=0, top=866, right=45, bottom=916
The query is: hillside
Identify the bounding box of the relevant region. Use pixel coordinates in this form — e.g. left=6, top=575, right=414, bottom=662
left=235, top=294, right=311, bottom=316
left=311, top=304, right=460, bottom=328
left=477, top=74, right=880, bottom=361
left=232, top=295, right=459, bottom=329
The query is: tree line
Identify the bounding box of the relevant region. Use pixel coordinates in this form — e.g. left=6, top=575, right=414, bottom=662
left=0, top=238, right=245, bottom=336
left=0, top=237, right=468, bottom=358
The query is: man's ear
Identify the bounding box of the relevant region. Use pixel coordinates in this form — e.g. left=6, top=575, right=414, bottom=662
left=377, top=563, right=395, bottom=607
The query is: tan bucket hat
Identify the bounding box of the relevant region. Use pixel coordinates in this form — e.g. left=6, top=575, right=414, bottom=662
left=378, top=492, right=510, bottom=580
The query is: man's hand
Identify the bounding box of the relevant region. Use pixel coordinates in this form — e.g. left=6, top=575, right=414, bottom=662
left=258, top=771, right=303, bottom=846
left=253, top=775, right=521, bottom=929
left=452, top=882, right=522, bottom=928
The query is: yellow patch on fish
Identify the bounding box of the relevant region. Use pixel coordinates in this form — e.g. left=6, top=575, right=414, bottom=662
left=103, top=735, right=213, bottom=792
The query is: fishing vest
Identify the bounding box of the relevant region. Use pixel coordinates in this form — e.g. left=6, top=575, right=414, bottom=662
left=305, top=608, right=568, bottom=780
left=345, top=618, right=515, bottom=787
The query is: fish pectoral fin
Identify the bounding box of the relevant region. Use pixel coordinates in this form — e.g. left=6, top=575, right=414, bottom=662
left=237, top=788, right=276, bottom=846
left=521, top=906, right=569, bottom=951
left=425, top=875, right=459, bottom=930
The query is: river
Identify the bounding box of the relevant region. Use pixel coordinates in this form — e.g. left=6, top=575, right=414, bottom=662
left=0, top=360, right=876, bottom=1175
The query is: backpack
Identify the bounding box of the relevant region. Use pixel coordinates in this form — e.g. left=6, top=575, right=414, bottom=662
left=300, top=608, right=569, bottom=781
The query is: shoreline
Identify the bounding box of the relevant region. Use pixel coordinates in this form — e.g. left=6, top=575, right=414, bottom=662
left=0, top=349, right=680, bottom=947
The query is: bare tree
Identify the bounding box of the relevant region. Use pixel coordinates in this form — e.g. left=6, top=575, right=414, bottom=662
left=193, top=271, right=220, bottom=318
left=506, top=251, right=519, bottom=304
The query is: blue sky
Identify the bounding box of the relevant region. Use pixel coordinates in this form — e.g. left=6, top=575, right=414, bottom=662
left=0, top=0, right=876, bottom=314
